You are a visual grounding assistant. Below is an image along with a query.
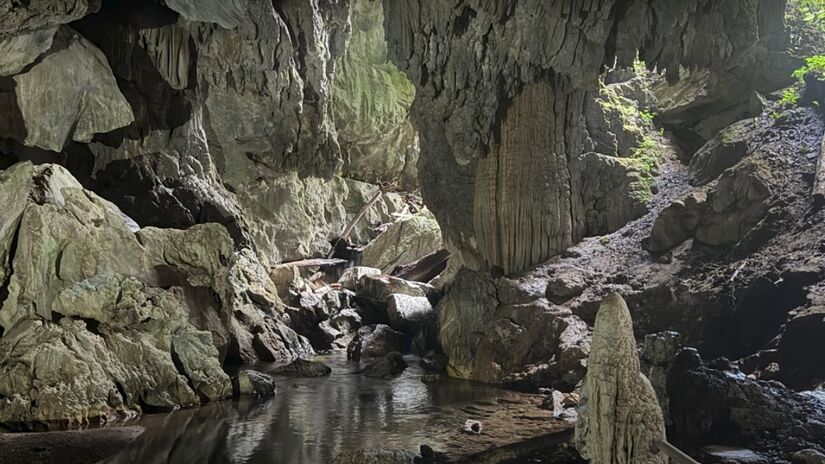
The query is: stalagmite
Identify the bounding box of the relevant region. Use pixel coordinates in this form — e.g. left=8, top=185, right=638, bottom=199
left=574, top=293, right=667, bottom=464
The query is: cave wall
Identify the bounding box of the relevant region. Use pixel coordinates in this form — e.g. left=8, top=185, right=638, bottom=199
left=383, top=0, right=775, bottom=274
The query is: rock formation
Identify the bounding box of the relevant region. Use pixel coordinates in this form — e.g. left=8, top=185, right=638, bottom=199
left=575, top=293, right=667, bottom=464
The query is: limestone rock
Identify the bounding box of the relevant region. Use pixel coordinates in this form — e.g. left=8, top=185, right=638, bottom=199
left=272, top=359, right=332, bottom=378
left=668, top=348, right=825, bottom=462
left=584, top=83, right=648, bottom=158
left=438, top=269, right=589, bottom=389
left=0, top=27, right=134, bottom=152
left=0, top=27, right=57, bottom=76
left=646, top=191, right=708, bottom=253
left=689, top=118, right=755, bottom=186
left=361, top=210, right=443, bottom=273
left=333, top=0, right=418, bottom=189
left=0, top=0, right=100, bottom=36
left=695, top=160, right=773, bottom=247
left=387, top=294, right=434, bottom=333
left=164, top=0, right=246, bottom=29
left=575, top=293, right=667, bottom=464
left=233, top=370, right=276, bottom=398
left=0, top=163, right=305, bottom=425
left=361, top=352, right=407, bottom=379
left=356, top=275, right=428, bottom=304
left=347, top=324, right=412, bottom=362
left=545, top=265, right=590, bottom=304
left=338, top=266, right=382, bottom=291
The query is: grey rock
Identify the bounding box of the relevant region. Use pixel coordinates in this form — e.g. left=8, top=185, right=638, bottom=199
left=272, top=359, right=332, bottom=378
left=695, top=159, right=773, bottom=247
left=792, top=449, right=825, bottom=464
left=361, top=210, right=443, bottom=274
left=0, top=163, right=306, bottom=425
left=545, top=265, right=590, bottom=304
left=439, top=269, right=589, bottom=389
left=338, top=266, right=382, bottom=291
left=1, top=27, right=134, bottom=152
left=0, top=0, right=99, bottom=36
left=646, top=191, right=708, bottom=253
left=0, top=26, right=57, bottom=76
left=164, top=0, right=246, bottom=29
left=362, top=352, right=407, bottom=379
left=387, top=294, right=434, bottom=332
left=233, top=370, right=276, bottom=398
left=347, top=324, right=412, bottom=362
left=689, top=118, right=756, bottom=186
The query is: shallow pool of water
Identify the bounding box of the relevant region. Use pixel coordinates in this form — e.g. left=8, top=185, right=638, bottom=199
left=98, top=353, right=503, bottom=463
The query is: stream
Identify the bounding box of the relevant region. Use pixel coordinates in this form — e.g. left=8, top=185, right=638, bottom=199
left=97, top=352, right=505, bottom=463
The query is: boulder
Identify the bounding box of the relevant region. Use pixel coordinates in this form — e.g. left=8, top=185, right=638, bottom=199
left=689, top=118, right=755, bottom=186
left=362, top=352, right=408, bottom=379
left=347, top=324, right=412, bottom=362
left=0, top=26, right=57, bottom=76
left=338, top=266, right=381, bottom=291
left=387, top=294, right=434, bottom=332
left=646, top=191, right=708, bottom=253
left=694, top=160, right=773, bottom=247
left=545, top=265, right=590, bottom=304
left=438, top=269, right=590, bottom=390
left=793, top=449, right=825, bottom=464
left=233, top=370, right=276, bottom=398
left=419, top=353, right=448, bottom=373
left=0, top=163, right=310, bottom=425
left=272, top=359, right=332, bottom=378
left=668, top=348, right=825, bottom=462
left=0, top=27, right=134, bottom=152
left=360, top=210, right=443, bottom=273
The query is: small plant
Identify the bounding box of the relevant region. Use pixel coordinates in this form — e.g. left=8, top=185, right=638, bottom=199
left=793, top=55, right=825, bottom=80
left=639, top=110, right=655, bottom=125
left=781, top=87, right=800, bottom=106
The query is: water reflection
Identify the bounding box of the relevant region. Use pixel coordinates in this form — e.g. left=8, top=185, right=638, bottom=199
left=99, top=353, right=500, bottom=464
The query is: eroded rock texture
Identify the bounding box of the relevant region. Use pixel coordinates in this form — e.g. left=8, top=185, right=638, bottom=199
left=0, top=163, right=311, bottom=427
left=383, top=0, right=770, bottom=274
left=575, top=293, right=666, bottom=464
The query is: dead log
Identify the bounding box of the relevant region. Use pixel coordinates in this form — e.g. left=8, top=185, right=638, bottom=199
left=391, top=249, right=450, bottom=283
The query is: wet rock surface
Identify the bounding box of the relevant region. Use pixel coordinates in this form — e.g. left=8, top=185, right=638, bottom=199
left=668, top=348, right=825, bottom=463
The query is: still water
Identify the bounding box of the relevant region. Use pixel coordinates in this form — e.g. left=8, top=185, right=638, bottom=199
left=99, top=353, right=501, bottom=463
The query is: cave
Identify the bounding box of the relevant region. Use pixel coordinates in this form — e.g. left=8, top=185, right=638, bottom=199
left=1, top=1, right=825, bottom=463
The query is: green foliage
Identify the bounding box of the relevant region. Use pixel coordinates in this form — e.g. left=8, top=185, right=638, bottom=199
left=781, top=87, right=801, bottom=105
left=787, top=0, right=825, bottom=56
left=793, top=55, right=825, bottom=80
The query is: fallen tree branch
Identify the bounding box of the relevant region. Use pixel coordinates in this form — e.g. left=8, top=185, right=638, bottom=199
left=327, top=188, right=383, bottom=259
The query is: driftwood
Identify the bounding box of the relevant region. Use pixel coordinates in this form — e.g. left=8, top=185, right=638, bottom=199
left=391, top=248, right=450, bottom=283
left=814, top=130, right=825, bottom=206
left=327, top=189, right=384, bottom=259
left=276, top=258, right=348, bottom=269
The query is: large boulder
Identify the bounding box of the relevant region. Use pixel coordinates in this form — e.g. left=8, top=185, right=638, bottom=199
left=646, top=191, right=708, bottom=253
left=347, top=324, right=412, bottom=362
left=272, top=359, right=332, bottom=378
left=361, top=352, right=407, bottom=379
left=689, top=118, right=755, bottom=186
left=694, top=159, right=773, bottom=247
left=360, top=210, right=443, bottom=273
left=438, top=269, right=590, bottom=390
left=0, top=27, right=134, bottom=152
left=387, top=294, right=434, bottom=332
left=668, top=348, right=825, bottom=462
left=0, top=163, right=307, bottom=426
